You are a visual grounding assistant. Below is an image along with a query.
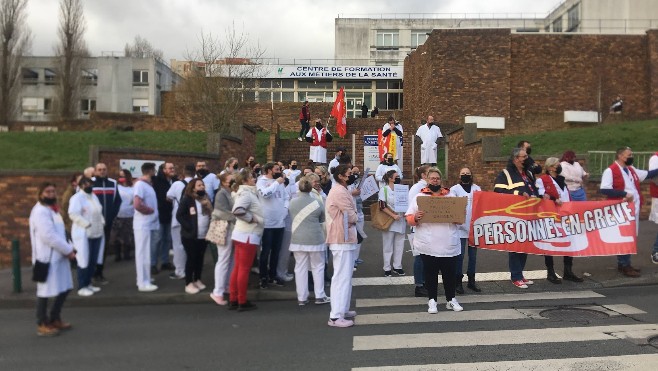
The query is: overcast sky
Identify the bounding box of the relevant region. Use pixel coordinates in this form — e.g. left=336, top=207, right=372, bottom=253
left=25, top=0, right=559, bottom=62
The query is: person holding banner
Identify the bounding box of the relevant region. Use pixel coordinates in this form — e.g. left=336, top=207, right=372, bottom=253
left=493, top=148, right=539, bottom=289
left=600, top=147, right=658, bottom=277
left=449, top=167, right=482, bottom=293
left=375, top=152, right=402, bottom=188
left=306, top=119, right=333, bottom=165
left=536, top=158, right=584, bottom=284
left=379, top=170, right=406, bottom=277
left=406, top=167, right=463, bottom=314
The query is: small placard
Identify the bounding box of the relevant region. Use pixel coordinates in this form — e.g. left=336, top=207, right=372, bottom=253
left=416, top=196, right=467, bottom=223
left=393, top=184, right=409, bottom=212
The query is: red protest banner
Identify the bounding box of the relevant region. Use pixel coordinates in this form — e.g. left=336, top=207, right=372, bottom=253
left=468, top=192, right=637, bottom=257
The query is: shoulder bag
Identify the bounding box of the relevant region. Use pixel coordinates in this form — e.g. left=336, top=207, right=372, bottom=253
left=370, top=186, right=395, bottom=231
left=206, top=219, right=229, bottom=246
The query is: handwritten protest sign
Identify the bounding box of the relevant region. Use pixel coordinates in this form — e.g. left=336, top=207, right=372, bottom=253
left=359, top=175, right=379, bottom=200
left=393, top=184, right=409, bottom=212
left=416, top=196, right=467, bottom=223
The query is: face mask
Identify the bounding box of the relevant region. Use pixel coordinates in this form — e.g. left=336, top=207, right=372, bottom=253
left=556, top=166, right=563, bottom=175
left=272, top=172, right=282, bottom=179
left=394, top=178, right=401, bottom=184
left=522, top=158, right=532, bottom=169
left=387, top=159, right=394, bottom=165
left=347, top=174, right=358, bottom=185
left=83, top=186, right=93, bottom=194
left=196, top=190, right=206, bottom=197
left=254, top=168, right=261, bottom=175
left=460, top=174, right=472, bottom=184
left=291, top=165, right=297, bottom=170
left=625, top=157, right=634, bottom=166
left=232, top=164, right=238, bottom=170
left=567, top=160, right=575, bottom=165
left=316, top=123, right=323, bottom=130
left=118, top=177, right=126, bottom=184
left=428, top=184, right=442, bottom=193
left=42, top=197, right=57, bottom=205
left=197, top=169, right=210, bottom=178
left=525, top=147, right=532, bottom=156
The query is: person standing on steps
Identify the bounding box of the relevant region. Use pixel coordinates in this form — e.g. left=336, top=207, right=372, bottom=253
left=298, top=100, right=310, bottom=142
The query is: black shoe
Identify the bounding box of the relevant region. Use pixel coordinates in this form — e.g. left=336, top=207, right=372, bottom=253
left=259, top=279, right=269, bottom=289
left=268, top=277, right=285, bottom=287
left=160, top=263, right=175, bottom=271
left=467, top=281, right=481, bottom=293
left=384, top=270, right=392, bottom=277
left=238, top=301, right=258, bottom=312
left=227, top=301, right=239, bottom=310
left=92, top=276, right=109, bottom=285
left=151, top=266, right=159, bottom=275
left=414, top=286, right=428, bottom=297
left=393, top=269, right=406, bottom=276
left=546, top=272, right=562, bottom=284
left=114, top=255, right=122, bottom=262
left=563, top=268, right=584, bottom=282
left=455, top=281, right=465, bottom=295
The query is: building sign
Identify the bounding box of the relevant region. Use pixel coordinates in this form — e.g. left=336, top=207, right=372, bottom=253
left=364, top=135, right=381, bottom=173
left=120, top=159, right=164, bottom=177
left=267, top=65, right=403, bottom=80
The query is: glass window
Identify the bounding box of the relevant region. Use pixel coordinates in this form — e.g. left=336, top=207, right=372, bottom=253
left=376, top=80, right=388, bottom=89
left=132, top=98, right=149, bottom=113
left=298, top=80, right=333, bottom=89
left=341, top=81, right=371, bottom=90
left=22, top=68, right=39, bottom=84
left=281, top=80, right=294, bottom=89
left=80, top=99, right=96, bottom=115
left=376, top=31, right=399, bottom=48
left=133, top=70, right=149, bottom=85
left=567, top=5, right=579, bottom=31
left=282, top=92, right=294, bottom=102
left=82, top=69, right=98, bottom=85
left=243, top=91, right=256, bottom=102
left=411, top=32, right=429, bottom=48
left=552, top=17, right=563, bottom=32
left=44, top=69, right=57, bottom=85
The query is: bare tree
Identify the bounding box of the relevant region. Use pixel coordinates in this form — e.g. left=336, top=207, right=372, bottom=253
left=55, top=0, right=88, bottom=119
left=0, top=0, right=30, bottom=125
left=124, top=35, right=163, bottom=60
left=176, top=25, right=266, bottom=134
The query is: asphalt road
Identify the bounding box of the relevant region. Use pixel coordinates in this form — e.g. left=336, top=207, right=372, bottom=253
left=2, top=285, right=658, bottom=370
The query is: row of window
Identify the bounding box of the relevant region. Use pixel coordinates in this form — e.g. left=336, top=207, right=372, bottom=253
left=547, top=4, right=580, bottom=32
left=376, top=31, right=429, bottom=48
left=21, top=68, right=156, bottom=87
left=21, top=97, right=149, bottom=116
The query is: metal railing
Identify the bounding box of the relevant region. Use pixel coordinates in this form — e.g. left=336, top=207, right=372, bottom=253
left=338, top=12, right=549, bottom=19
left=587, top=151, right=654, bottom=178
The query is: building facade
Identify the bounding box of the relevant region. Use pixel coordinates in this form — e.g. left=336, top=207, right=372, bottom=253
left=19, top=56, right=182, bottom=121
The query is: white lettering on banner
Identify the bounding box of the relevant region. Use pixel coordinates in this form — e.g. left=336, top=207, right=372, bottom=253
left=269, top=65, right=404, bottom=80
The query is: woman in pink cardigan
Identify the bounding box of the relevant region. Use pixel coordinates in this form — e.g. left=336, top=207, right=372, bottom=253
left=325, top=164, right=358, bottom=328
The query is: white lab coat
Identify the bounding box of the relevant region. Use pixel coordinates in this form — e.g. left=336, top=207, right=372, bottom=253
left=68, top=192, right=105, bottom=269
left=448, top=183, right=482, bottom=238
left=600, top=162, right=648, bottom=235
left=649, top=155, right=658, bottom=224
left=415, top=124, right=442, bottom=164
left=307, top=127, right=330, bottom=164
left=375, top=163, right=402, bottom=188
left=29, top=203, right=74, bottom=298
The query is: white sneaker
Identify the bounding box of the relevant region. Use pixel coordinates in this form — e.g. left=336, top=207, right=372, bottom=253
left=194, top=280, right=206, bottom=291
left=138, top=284, right=158, bottom=292
left=185, top=283, right=200, bottom=294
left=428, top=299, right=438, bottom=314
left=250, top=267, right=260, bottom=274
left=446, top=298, right=463, bottom=312
left=87, top=285, right=101, bottom=293
left=282, top=273, right=294, bottom=282
left=77, top=287, right=94, bottom=297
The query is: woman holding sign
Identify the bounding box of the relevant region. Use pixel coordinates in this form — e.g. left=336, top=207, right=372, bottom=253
left=406, top=168, right=463, bottom=314
left=379, top=170, right=407, bottom=277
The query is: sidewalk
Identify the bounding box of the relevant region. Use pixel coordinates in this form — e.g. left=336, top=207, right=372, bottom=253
left=2, top=222, right=657, bottom=309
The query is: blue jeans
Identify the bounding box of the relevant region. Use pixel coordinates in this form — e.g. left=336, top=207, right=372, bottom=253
left=413, top=255, right=424, bottom=286
left=77, top=237, right=102, bottom=288
left=456, top=238, right=477, bottom=277
left=653, top=232, right=658, bottom=254
left=509, top=252, right=528, bottom=281
left=151, top=223, right=171, bottom=267
left=569, top=188, right=587, bottom=201
left=260, top=227, right=284, bottom=280
left=617, top=254, right=632, bottom=267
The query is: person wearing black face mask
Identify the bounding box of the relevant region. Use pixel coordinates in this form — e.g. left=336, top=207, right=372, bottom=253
left=68, top=177, right=105, bottom=297
left=283, top=160, right=301, bottom=181
left=378, top=170, right=407, bottom=277
left=517, top=140, right=542, bottom=177
left=375, top=152, right=403, bottom=188
left=221, top=157, right=239, bottom=176
left=494, top=148, right=539, bottom=289
left=306, top=119, right=333, bottom=165
left=536, top=157, right=584, bottom=284
left=449, top=167, right=482, bottom=293
left=600, top=146, right=658, bottom=277
left=176, top=179, right=213, bottom=294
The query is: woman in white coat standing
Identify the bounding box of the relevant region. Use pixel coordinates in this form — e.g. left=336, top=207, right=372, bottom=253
left=379, top=169, right=406, bottom=276
left=30, top=182, right=76, bottom=336
left=68, top=177, right=105, bottom=297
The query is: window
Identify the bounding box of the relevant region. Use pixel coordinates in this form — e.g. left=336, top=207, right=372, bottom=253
left=298, top=80, right=333, bottom=89
left=132, top=98, right=149, bottom=113
left=21, top=97, right=53, bottom=116
left=44, top=69, right=57, bottom=85
left=341, top=81, right=371, bottom=90
left=80, top=99, right=96, bottom=116
left=411, top=32, right=429, bottom=48
left=281, top=80, right=294, bottom=89
left=132, top=70, right=149, bottom=85
left=22, top=68, right=39, bottom=84
left=567, top=5, right=580, bottom=32
left=82, top=69, right=98, bottom=85
left=376, top=31, right=399, bottom=49
left=156, top=71, right=162, bottom=89
left=552, top=17, right=563, bottom=32
left=376, top=80, right=403, bottom=90
left=281, top=92, right=294, bottom=102
left=376, top=92, right=402, bottom=110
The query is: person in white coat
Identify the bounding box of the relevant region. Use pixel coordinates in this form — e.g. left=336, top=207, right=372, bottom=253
left=415, top=116, right=442, bottom=166
left=375, top=152, right=402, bottom=188
left=30, top=182, right=76, bottom=337
left=166, top=164, right=195, bottom=280
left=133, top=163, right=160, bottom=292
left=378, top=169, right=406, bottom=276
left=449, top=167, right=482, bottom=294
left=306, top=119, right=333, bottom=165
left=68, top=177, right=105, bottom=297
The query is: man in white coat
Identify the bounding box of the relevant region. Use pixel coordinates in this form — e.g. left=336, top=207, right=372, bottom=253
left=415, top=116, right=443, bottom=166
left=133, top=162, right=160, bottom=292
left=306, top=119, right=333, bottom=165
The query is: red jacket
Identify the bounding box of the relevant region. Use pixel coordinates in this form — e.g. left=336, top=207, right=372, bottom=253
left=651, top=152, right=658, bottom=198
left=311, top=128, right=328, bottom=148
left=608, top=163, right=643, bottom=205
left=539, top=174, right=560, bottom=200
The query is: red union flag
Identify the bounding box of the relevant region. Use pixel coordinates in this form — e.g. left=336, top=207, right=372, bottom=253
left=331, top=87, right=347, bottom=138
left=468, top=192, right=637, bottom=257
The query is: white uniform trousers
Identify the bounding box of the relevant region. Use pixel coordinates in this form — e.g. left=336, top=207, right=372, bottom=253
left=382, top=230, right=405, bottom=271
left=293, top=251, right=326, bottom=302
left=171, top=225, right=186, bottom=277
left=213, top=237, right=234, bottom=296
left=329, top=245, right=356, bottom=319
left=276, top=229, right=293, bottom=279
left=134, top=228, right=153, bottom=288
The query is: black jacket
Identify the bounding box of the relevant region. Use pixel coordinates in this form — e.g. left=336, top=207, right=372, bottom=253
left=92, top=177, right=122, bottom=226
left=152, top=173, right=176, bottom=224
left=176, top=195, right=206, bottom=240
left=493, top=163, right=539, bottom=197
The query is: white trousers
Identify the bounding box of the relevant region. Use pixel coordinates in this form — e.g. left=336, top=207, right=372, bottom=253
left=382, top=230, right=405, bottom=270
left=277, top=229, right=293, bottom=278
left=171, top=226, right=186, bottom=277
left=213, top=238, right=234, bottom=296
left=329, top=245, right=355, bottom=319
left=134, top=228, right=153, bottom=287
left=293, top=251, right=326, bottom=302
